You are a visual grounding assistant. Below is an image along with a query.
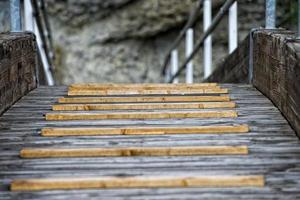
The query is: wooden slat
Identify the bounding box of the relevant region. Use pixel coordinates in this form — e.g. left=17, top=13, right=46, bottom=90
left=67, top=88, right=228, bottom=96
left=58, top=95, right=231, bottom=103
left=69, top=83, right=218, bottom=90
left=10, top=175, right=264, bottom=191
left=45, top=110, right=238, bottom=121
left=41, top=125, right=249, bottom=136
left=52, top=102, right=236, bottom=111
left=20, top=146, right=248, bottom=158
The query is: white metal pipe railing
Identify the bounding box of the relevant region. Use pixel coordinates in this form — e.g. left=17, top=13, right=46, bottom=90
left=229, top=1, right=238, bottom=53
left=265, top=0, right=276, bottom=28
left=203, top=0, right=212, bottom=79
left=168, top=0, right=236, bottom=83
left=24, top=0, right=34, bottom=31
left=185, top=28, right=194, bottom=83
left=9, top=0, right=55, bottom=85
left=10, top=0, right=21, bottom=31
left=164, top=0, right=300, bottom=83
left=171, top=50, right=179, bottom=83
left=34, top=21, right=54, bottom=85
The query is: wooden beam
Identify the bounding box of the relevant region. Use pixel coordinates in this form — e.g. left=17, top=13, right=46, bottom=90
left=41, top=125, right=249, bottom=136
left=52, top=102, right=236, bottom=111
left=58, top=95, right=231, bottom=103
left=45, top=110, right=238, bottom=121
left=67, top=88, right=228, bottom=96
left=69, top=83, right=218, bottom=90
left=10, top=175, right=264, bottom=191
left=20, top=146, right=248, bottom=158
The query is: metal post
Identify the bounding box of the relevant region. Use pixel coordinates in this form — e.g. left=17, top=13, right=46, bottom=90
left=34, top=21, right=54, bottom=85
left=265, top=0, right=276, bottom=28
left=165, top=67, right=171, bottom=83
left=24, top=0, right=34, bottom=31
left=171, top=50, right=179, bottom=83
left=229, top=1, right=238, bottom=53
left=10, top=0, right=21, bottom=31
left=203, top=0, right=212, bottom=79
left=185, top=28, right=194, bottom=83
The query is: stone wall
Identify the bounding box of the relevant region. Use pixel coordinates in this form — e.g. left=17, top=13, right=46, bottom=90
left=47, top=0, right=291, bottom=84
left=0, top=32, right=38, bottom=115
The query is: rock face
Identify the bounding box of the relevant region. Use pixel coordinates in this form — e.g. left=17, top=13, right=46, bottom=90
left=46, top=0, right=291, bottom=84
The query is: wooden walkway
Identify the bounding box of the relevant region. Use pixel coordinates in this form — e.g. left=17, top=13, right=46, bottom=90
left=1, top=84, right=300, bottom=199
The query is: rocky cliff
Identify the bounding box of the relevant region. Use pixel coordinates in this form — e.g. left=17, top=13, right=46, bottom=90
left=46, top=0, right=292, bottom=84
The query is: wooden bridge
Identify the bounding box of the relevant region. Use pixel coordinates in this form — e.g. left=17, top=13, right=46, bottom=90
left=0, top=31, right=300, bottom=199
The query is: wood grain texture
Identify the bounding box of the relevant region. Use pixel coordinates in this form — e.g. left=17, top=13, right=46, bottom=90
left=52, top=102, right=236, bottom=111
left=252, top=30, right=300, bottom=137
left=69, top=83, right=218, bottom=90
left=10, top=175, right=264, bottom=191
left=0, top=32, right=37, bottom=115
left=41, top=125, right=249, bottom=136
left=20, top=146, right=249, bottom=158
left=45, top=110, right=238, bottom=120
left=2, top=85, right=300, bottom=199
left=67, top=88, right=228, bottom=96
left=58, top=95, right=231, bottom=103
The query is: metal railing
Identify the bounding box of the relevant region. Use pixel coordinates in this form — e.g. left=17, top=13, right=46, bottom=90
left=10, top=0, right=55, bottom=85
left=162, top=0, right=300, bottom=83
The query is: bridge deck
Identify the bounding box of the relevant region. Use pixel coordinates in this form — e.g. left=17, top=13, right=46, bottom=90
left=0, top=84, right=300, bottom=199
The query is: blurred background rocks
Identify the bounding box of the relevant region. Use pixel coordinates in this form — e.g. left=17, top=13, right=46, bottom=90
left=1, top=0, right=296, bottom=84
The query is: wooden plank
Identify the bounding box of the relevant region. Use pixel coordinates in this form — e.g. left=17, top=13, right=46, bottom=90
left=10, top=175, right=264, bottom=191
left=58, top=95, right=231, bottom=103
left=67, top=88, right=228, bottom=96
left=41, top=125, right=249, bottom=136
left=52, top=102, right=236, bottom=111
left=69, top=83, right=218, bottom=90
left=20, top=146, right=248, bottom=158
left=45, top=110, right=238, bottom=120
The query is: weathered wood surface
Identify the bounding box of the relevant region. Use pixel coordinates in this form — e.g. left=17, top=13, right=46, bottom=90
left=0, top=32, right=37, bottom=116
left=68, top=88, right=228, bottom=96
left=58, top=95, right=231, bottom=103
left=69, top=83, right=218, bottom=90
left=206, top=30, right=300, bottom=137
left=0, top=84, right=300, bottom=199
left=20, top=146, right=248, bottom=158
left=11, top=175, right=264, bottom=191
left=45, top=110, right=238, bottom=120
left=253, top=30, right=300, bottom=137
left=52, top=102, right=236, bottom=111
left=41, top=125, right=249, bottom=136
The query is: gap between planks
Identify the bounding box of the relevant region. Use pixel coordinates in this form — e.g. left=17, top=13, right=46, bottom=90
left=45, top=110, right=238, bottom=121
left=41, top=125, right=249, bottom=136
left=20, top=146, right=248, bottom=158
left=52, top=102, right=236, bottom=111
left=58, top=95, right=231, bottom=104
left=67, top=88, right=228, bottom=96
left=10, top=175, right=264, bottom=191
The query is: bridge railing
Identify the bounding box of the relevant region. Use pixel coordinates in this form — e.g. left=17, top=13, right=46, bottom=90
left=10, top=0, right=55, bottom=85
left=162, top=0, right=300, bottom=83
